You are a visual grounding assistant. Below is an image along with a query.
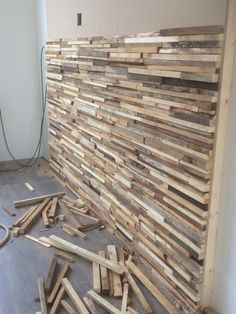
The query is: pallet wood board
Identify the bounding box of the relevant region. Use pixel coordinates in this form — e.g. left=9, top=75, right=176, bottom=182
left=46, top=25, right=224, bottom=313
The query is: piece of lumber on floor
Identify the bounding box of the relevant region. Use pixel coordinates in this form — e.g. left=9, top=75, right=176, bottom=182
left=126, top=307, right=139, bottom=314
left=45, top=257, right=58, bottom=292
left=13, top=206, right=37, bottom=227
left=14, top=192, right=65, bottom=208
left=98, top=251, right=109, bottom=294
left=123, top=265, right=152, bottom=314
left=48, top=197, right=58, bottom=219
left=61, top=299, right=77, bottom=314
left=58, top=200, right=82, bottom=228
left=38, top=277, right=47, bottom=314
left=87, top=290, right=121, bottom=314
left=49, top=235, right=124, bottom=274
left=83, top=297, right=99, bottom=314
left=54, top=251, right=75, bottom=263
left=61, top=278, right=90, bottom=314
left=126, top=260, right=181, bottom=314
left=1, top=206, right=15, bottom=216
left=121, top=283, right=129, bottom=313
left=48, top=263, right=70, bottom=304
left=107, top=245, right=123, bottom=297
left=25, top=182, right=35, bottom=192
left=50, top=287, right=65, bottom=314
left=19, top=198, right=51, bottom=234
left=24, top=235, right=51, bottom=248
left=63, top=224, right=87, bottom=239
left=42, top=200, right=53, bottom=228
left=93, top=262, right=101, bottom=294
left=62, top=224, right=76, bottom=236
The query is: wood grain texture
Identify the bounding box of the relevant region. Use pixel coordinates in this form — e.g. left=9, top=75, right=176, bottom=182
left=46, top=26, right=224, bottom=313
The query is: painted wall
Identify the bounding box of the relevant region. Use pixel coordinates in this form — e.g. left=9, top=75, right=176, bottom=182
left=46, top=0, right=226, bottom=38
left=0, top=0, right=47, bottom=162
left=211, top=47, right=236, bottom=314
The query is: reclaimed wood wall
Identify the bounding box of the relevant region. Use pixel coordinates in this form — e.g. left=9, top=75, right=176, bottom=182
left=46, top=26, right=224, bottom=313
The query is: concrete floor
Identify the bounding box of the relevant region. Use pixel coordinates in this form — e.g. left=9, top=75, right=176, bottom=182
left=0, top=159, right=167, bottom=314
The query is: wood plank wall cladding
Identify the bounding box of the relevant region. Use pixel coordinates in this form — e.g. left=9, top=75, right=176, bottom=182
left=46, top=26, right=224, bottom=313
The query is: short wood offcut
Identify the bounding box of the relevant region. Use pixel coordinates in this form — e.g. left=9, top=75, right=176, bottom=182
left=46, top=25, right=224, bottom=313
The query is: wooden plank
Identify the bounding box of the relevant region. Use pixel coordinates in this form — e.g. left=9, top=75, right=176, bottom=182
left=61, top=278, right=89, bottom=314
left=83, top=297, right=99, bottom=314
left=25, top=182, right=35, bottom=192
left=123, top=265, right=152, bottom=313
left=160, top=25, right=224, bottom=36
left=49, top=197, right=58, bottom=219
left=42, top=200, right=53, bottom=228
left=54, top=251, right=75, bottom=263
left=24, top=235, right=51, bottom=248
left=45, top=257, right=58, bottom=292
left=13, top=206, right=37, bottom=227
left=93, top=262, right=101, bottom=294
left=19, top=198, right=51, bottom=234
left=49, top=235, right=124, bottom=274
left=202, top=0, right=236, bottom=308
left=126, top=260, right=181, bottom=314
left=38, top=277, right=47, bottom=314
left=48, top=263, right=70, bottom=304
left=107, top=245, right=123, bottom=297
left=98, top=251, right=110, bottom=294
left=121, top=283, right=129, bottom=313
left=61, top=299, right=77, bottom=314
left=14, top=192, right=65, bottom=207
left=62, top=224, right=87, bottom=239
left=50, top=287, right=65, bottom=314
left=87, top=290, right=122, bottom=314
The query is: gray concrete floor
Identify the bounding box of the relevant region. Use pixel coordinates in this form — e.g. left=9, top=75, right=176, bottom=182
left=0, top=159, right=167, bottom=314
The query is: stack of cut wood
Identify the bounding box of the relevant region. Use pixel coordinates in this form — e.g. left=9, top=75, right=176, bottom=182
left=12, top=192, right=65, bottom=236
left=46, top=25, right=224, bottom=313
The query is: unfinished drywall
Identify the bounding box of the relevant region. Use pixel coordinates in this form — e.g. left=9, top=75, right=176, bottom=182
left=46, top=0, right=226, bottom=38
left=0, top=0, right=47, bottom=162
left=211, top=46, right=236, bottom=314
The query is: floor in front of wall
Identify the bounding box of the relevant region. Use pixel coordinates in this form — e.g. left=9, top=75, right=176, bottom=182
left=0, top=159, right=167, bottom=314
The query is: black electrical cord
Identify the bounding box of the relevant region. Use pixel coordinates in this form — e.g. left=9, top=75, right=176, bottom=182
left=0, top=45, right=47, bottom=172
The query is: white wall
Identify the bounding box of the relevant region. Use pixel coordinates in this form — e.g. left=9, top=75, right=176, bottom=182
left=0, top=0, right=47, bottom=162
left=211, top=47, right=236, bottom=313
left=46, top=0, right=226, bottom=38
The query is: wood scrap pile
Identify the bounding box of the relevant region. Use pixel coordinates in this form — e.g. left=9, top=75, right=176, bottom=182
left=46, top=25, right=224, bottom=312
left=35, top=235, right=182, bottom=313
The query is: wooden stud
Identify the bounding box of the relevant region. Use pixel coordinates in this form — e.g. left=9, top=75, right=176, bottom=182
left=38, top=277, right=47, bottom=314
left=48, top=263, right=70, bottom=304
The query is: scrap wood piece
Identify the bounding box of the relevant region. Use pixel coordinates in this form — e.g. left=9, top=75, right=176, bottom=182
left=63, top=224, right=87, bottom=239
left=1, top=206, right=16, bottom=216
left=49, top=235, right=124, bottom=274
left=39, top=236, right=54, bottom=247
left=87, top=290, right=121, bottom=314
left=0, top=224, right=10, bottom=247
left=107, top=245, right=123, bottom=297
left=98, top=251, right=109, bottom=294
left=62, top=224, right=76, bottom=236
left=13, top=227, right=20, bottom=237
left=126, top=307, right=139, bottom=314
left=70, top=209, right=100, bottom=223
left=63, top=196, right=85, bottom=209
left=123, top=265, right=152, bottom=314
left=61, top=299, right=77, bottom=314
left=93, top=262, right=101, bottom=294
left=38, top=277, right=47, bottom=314
left=61, top=278, right=90, bottom=314
left=121, top=283, right=129, bottom=313
left=42, top=200, right=53, bottom=228
left=50, top=286, right=65, bottom=314
left=45, top=257, right=58, bottom=292
left=58, top=200, right=82, bottom=228
left=54, top=251, right=75, bottom=263
left=48, top=197, right=58, bottom=219
left=79, top=222, right=102, bottom=232
left=48, top=263, right=70, bottom=304
left=19, top=198, right=51, bottom=234
left=159, top=25, right=224, bottom=36
left=83, top=297, right=99, bottom=314
left=126, top=259, right=181, bottom=314
left=25, top=182, right=35, bottom=192
left=14, top=192, right=65, bottom=208
left=13, top=205, right=37, bottom=227
left=24, top=235, right=51, bottom=248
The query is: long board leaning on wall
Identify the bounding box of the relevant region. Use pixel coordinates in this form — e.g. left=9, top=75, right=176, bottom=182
left=46, top=25, right=224, bottom=313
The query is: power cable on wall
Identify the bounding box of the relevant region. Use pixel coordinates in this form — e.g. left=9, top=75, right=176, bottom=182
left=0, top=45, right=47, bottom=172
